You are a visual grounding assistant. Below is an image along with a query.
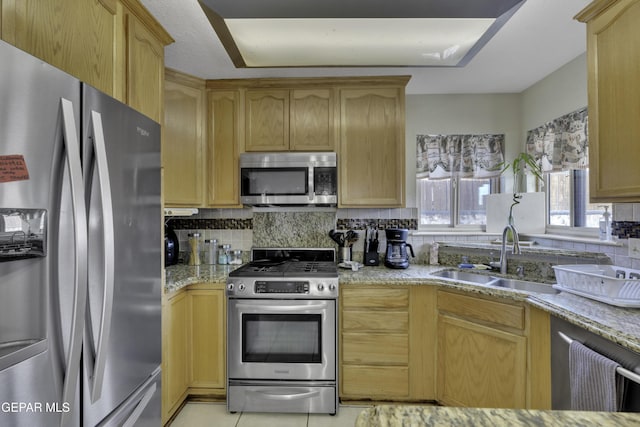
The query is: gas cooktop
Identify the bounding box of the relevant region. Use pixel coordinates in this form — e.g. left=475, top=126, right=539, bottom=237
left=229, top=248, right=338, bottom=279
left=227, top=248, right=338, bottom=298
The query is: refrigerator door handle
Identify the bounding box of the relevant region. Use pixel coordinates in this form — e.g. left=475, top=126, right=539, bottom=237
left=85, top=110, right=115, bottom=403
left=121, top=380, right=157, bottom=427
left=60, top=98, right=89, bottom=427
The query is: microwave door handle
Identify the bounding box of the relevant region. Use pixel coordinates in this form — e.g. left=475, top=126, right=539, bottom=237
left=308, top=167, right=314, bottom=201
left=59, top=98, right=89, bottom=427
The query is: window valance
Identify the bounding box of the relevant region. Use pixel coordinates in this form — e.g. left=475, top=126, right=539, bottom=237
left=416, top=133, right=505, bottom=179
left=525, top=107, right=588, bottom=172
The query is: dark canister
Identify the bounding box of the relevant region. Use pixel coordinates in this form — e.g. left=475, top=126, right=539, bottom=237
left=164, top=225, right=179, bottom=266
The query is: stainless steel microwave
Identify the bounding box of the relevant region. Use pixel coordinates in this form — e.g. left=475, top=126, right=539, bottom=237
left=240, top=152, right=337, bottom=206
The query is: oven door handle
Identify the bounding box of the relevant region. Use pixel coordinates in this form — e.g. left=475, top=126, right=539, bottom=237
left=247, top=388, right=321, bottom=401
left=234, top=303, right=330, bottom=312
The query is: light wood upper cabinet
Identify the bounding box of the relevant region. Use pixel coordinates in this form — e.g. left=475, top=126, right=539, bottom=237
left=1, top=0, right=119, bottom=96
left=576, top=0, right=640, bottom=201
left=124, top=5, right=169, bottom=123
left=245, top=89, right=290, bottom=151
left=290, top=89, right=336, bottom=151
left=339, top=86, right=407, bottom=207
left=207, top=90, right=242, bottom=207
left=1, top=0, right=173, bottom=117
left=163, top=72, right=205, bottom=206
left=245, top=88, right=336, bottom=152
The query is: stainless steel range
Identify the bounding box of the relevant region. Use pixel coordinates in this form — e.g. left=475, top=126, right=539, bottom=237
left=226, top=248, right=339, bottom=415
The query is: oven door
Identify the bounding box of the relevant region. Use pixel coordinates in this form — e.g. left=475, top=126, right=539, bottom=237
left=227, top=298, right=336, bottom=381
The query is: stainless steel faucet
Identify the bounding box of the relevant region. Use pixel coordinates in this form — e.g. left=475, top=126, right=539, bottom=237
left=489, top=224, right=521, bottom=274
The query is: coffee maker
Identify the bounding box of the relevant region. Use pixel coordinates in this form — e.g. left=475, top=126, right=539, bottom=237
left=384, top=228, right=415, bottom=269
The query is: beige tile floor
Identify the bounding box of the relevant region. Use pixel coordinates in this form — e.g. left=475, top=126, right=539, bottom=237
left=169, top=402, right=370, bottom=427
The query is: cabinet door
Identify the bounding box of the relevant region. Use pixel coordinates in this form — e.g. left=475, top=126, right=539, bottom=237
left=207, top=90, right=241, bottom=206
left=1, top=0, right=119, bottom=96
left=162, top=291, right=189, bottom=421
left=290, top=89, right=335, bottom=151
left=339, top=88, right=405, bottom=207
left=245, top=89, right=289, bottom=151
left=163, top=79, right=205, bottom=206
left=125, top=12, right=164, bottom=123
left=579, top=0, right=640, bottom=201
left=190, top=290, right=225, bottom=389
left=437, top=314, right=527, bottom=408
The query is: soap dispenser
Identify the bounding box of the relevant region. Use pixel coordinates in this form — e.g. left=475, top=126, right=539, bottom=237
left=599, top=205, right=611, bottom=241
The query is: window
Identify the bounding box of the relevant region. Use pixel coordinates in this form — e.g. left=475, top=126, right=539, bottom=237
left=417, top=176, right=497, bottom=227
left=546, top=168, right=611, bottom=230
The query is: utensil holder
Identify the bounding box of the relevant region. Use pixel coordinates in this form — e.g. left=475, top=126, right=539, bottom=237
left=338, top=247, right=351, bottom=263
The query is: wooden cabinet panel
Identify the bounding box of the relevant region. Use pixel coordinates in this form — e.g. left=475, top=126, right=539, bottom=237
left=577, top=0, right=640, bottom=201
left=342, top=333, right=409, bottom=365
left=1, top=0, right=118, bottom=96
left=437, top=291, right=525, bottom=330
left=339, top=87, right=405, bottom=207
left=245, top=89, right=289, bottom=151
left=290, top=89, right=335, bottom=151
left=342, top=310, right=408, bottom=331
left=207, top=90, right=241, bottom=206
left=162, top=291, right=189, bottom=423
left=190, top=289, right=225, bottom=389
left=340, top=285, right=423, bottom=401
left=342, top=366, right=409, bottom=398
left=437, top=314, right=527, bottom=408
left=125, top=13, right=164, bottom=123
left=163, top=77, right=205, bottom=206
left=341, top=287, right=409, bottom=309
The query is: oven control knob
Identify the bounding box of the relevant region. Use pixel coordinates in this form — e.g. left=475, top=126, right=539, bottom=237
left=317, top=283, right=325, bottom=291
left=238, top=283, right=246, bottom=291
left=227, top=283, right=234, bottom=291
left=328, top=283, right=336, bottom=292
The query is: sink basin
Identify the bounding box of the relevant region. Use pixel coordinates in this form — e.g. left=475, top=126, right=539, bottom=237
left=430, top=269, right=495, bottom=284
left=430, top=269, right=559, bottom=294
left=488, top=278, right=559, bottom=294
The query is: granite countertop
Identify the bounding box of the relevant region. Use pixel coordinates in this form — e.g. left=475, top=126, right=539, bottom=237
left=355, top=405, right=640, bottom=427
left=164, top=263, right=640, bottom=354
left=164, top=263, right=239, bottom=293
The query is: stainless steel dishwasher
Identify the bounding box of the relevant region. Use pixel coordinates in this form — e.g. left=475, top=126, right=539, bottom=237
left=551, top=315, right=640, bottom=411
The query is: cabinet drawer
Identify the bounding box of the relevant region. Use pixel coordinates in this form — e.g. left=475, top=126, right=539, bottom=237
left=342, top=332, right=408, bottom=365
left=342, top=287, right=409, bottom=309
left=342, top=310, right=408, bottom=332
left=437, top=291, right=524, bottom=330
left=342, top=366, right=409, bottom=398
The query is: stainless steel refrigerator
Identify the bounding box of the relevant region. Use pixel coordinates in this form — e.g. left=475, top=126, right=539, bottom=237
left=0, top=40, right=161, bottom=426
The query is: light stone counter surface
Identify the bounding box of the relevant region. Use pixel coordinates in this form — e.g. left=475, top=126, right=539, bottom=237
left=164, top=263, right=640, bottom=353
left=164, top=264, right=239, bottom=294
left=355, top=405, right=640, bottom=427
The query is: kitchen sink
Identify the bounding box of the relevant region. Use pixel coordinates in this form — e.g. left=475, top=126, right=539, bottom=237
left=486, top=278, right=559, bottom=294
left=430, top=269, right=559, bottom=294
left=430, top=269, right=495, bottom=284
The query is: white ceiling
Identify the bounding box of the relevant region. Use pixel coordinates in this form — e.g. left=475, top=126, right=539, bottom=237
left=140, top=0, right=591, bottom=95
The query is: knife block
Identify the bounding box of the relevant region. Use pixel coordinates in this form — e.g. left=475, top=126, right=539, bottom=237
left=364, top=251, right=379, bottom=266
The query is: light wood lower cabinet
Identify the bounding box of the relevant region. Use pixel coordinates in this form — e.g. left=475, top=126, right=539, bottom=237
left=189, top=287, right=226, bottom=392
left=162, top=285, right=226, bottom=425
left=340, top=285, right=436, bottom=401
left=162, top=290, right=189, bottom=424
left=436, top=290, right=551, bottom=409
